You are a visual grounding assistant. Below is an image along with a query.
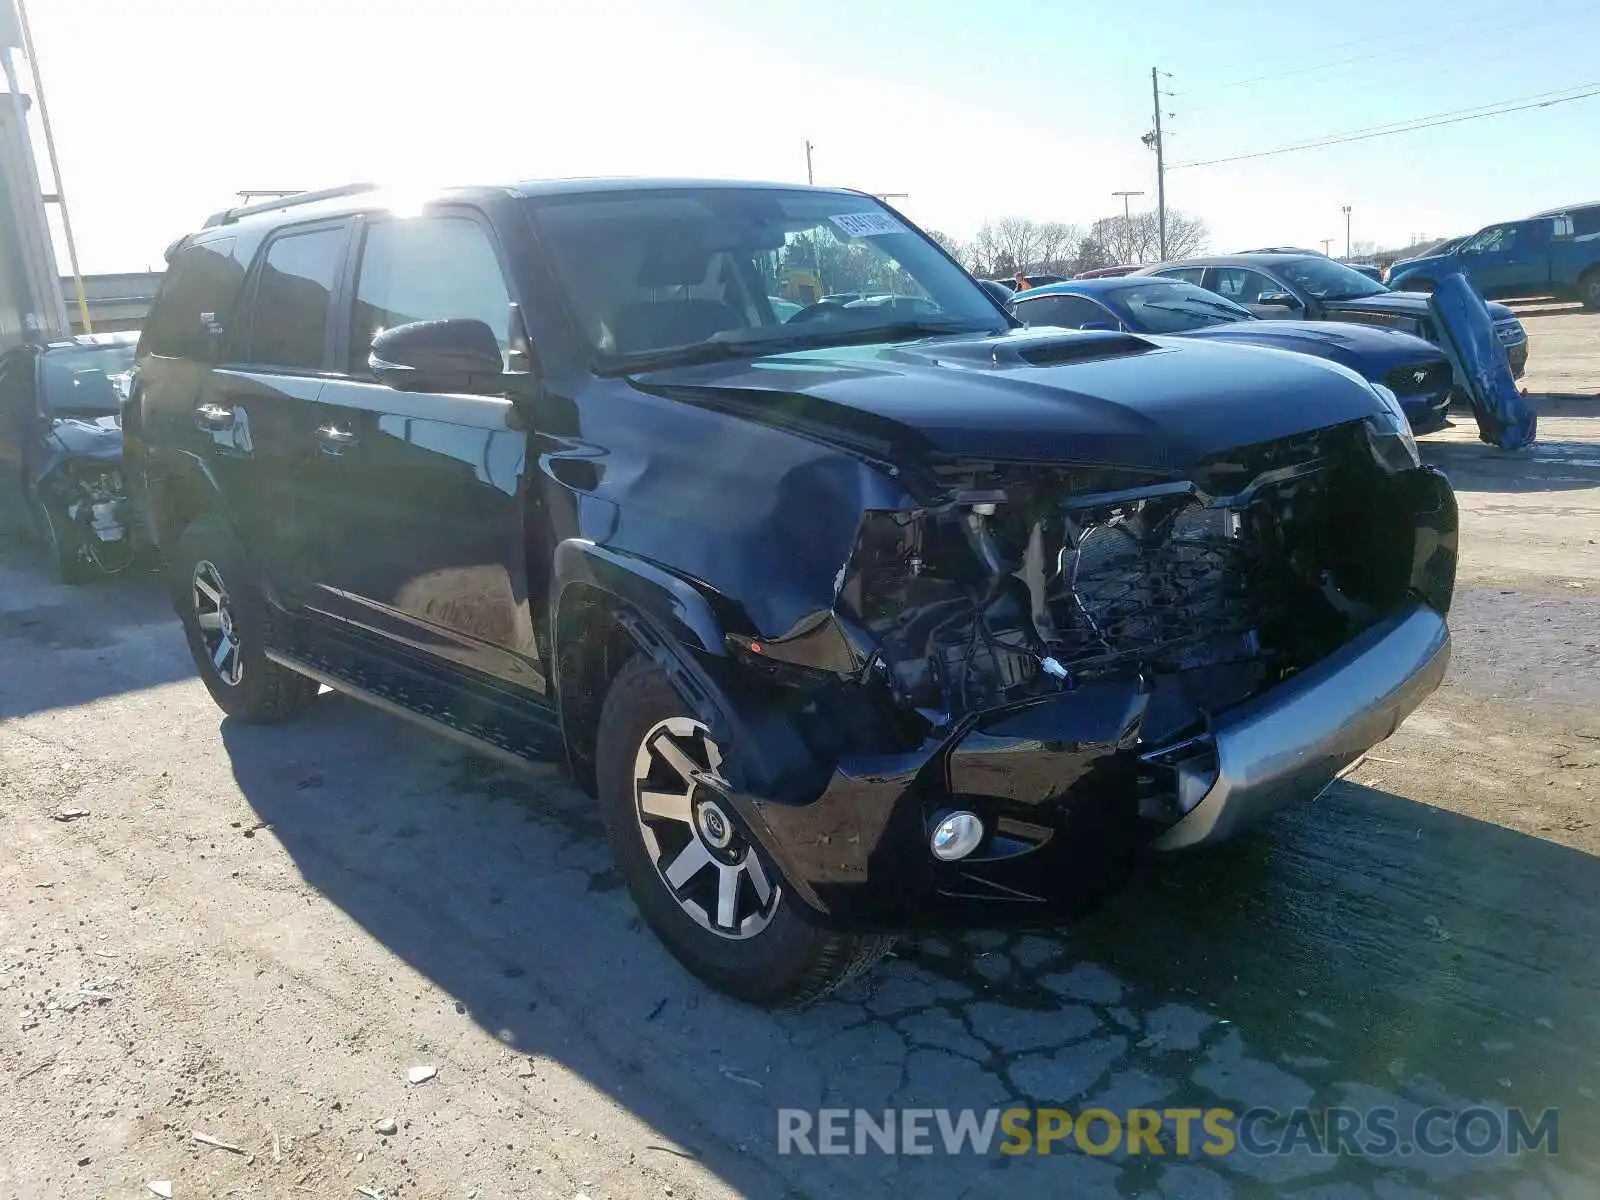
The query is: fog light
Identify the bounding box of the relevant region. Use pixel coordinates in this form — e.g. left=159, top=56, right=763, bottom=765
left=930, top=811, right=984, bottom=861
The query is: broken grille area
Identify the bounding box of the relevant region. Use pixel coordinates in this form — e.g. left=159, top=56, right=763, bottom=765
left=844, top=425, right=1386, bottom=721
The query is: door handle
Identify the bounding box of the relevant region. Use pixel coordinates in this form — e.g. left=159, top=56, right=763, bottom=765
left=195, top=403, right=235, bottom=431
left=315, top=424, right=359, bottom=455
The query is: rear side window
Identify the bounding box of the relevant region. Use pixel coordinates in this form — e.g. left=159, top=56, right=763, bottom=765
left=245, top=226, right=347, bottom=371
left=143, top=238, right=246, bottom=360
left=1014, top=294, right=1115, bottom=329
left=1158, top=266, right=1207, bottom=285
left=348, top=216, right=514, bottom=374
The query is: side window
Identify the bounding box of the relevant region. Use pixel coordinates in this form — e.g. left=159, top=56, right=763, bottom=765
left=1466, top=226, right=1514, bottom=254
left=1210, top=268, right=1276, bottom=303
left=1014, top=295, right=1116, bottom=329
left=349, top=217, right=514, bottom=374
left=1158, top=267, right=1207, bottom=285
left=143, top=237, right=246, bottom=361
left=245, top=226, right=348, bottom=371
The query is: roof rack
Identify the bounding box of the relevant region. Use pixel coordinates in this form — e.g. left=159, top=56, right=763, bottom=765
left=202, top=183, right=379, bottom=229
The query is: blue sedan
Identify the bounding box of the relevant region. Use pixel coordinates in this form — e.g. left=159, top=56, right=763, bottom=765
left=1009, top=277, right=1457, bottom=433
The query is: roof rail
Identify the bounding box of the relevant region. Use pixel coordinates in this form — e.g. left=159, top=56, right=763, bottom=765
left=202, top=183, right=379, bottom=229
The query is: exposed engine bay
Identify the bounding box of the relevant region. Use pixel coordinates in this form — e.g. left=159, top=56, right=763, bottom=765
left=836, top=421, right=1431, bottom=745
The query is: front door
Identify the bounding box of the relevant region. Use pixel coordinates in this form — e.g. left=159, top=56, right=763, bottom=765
left=1459, top=222, right=1548, bottom=298
left=300, top=209, right=546, bottom=693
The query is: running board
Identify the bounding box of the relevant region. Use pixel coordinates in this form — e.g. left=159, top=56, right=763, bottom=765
left=265, top=637, right=565, bottom=775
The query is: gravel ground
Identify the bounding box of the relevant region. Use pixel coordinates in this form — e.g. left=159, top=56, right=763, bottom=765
left=1, top=307, right=1597, bottom=1199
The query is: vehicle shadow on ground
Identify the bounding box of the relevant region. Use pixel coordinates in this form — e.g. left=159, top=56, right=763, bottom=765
left=1419, top=438, right=1600, bottom=493
left=0, top=542, right=189, bottom=720
left=222, top=697, right=1600, bottom=1197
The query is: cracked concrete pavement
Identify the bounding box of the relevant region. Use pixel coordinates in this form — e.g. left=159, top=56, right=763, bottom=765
left=1, top=306, right=1597, bottom=1199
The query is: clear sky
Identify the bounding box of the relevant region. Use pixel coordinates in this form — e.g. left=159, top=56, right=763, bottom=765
left=19, top=0, right=1600, bottom=272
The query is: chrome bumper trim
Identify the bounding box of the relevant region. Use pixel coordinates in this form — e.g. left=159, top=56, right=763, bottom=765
left=1151, top=604, right=1450, bottom=851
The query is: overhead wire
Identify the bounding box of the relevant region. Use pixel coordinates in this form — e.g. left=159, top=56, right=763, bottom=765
left=1168, top=82, right=1600, bottom=170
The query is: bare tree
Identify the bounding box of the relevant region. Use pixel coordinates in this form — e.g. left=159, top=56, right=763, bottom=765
left=970, top=222, right=1001, bottom=277
left=924, top=229, right=968, bottom=267
left=993, top=217, right=1044, bottom=278
left=1158, top=210, right=1209, bottom=260
left=1083, top=208, right=1208, bottom=265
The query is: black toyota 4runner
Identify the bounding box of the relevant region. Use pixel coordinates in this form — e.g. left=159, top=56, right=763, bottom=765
left=126, top=179, right=1457, bottom=1007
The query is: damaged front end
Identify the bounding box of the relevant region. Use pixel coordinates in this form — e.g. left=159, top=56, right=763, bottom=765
left=724, top=415, right=1455, bottom=930
left=34, top=419, right=141, bottom=577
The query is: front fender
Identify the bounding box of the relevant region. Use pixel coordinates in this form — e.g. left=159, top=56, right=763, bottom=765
left=550, top=539, right=745, bottom=658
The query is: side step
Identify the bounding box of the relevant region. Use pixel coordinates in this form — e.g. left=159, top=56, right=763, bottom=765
left=265, top=631, right=565, bottom=775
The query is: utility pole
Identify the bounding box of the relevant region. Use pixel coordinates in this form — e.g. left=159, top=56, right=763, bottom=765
left=1113, top=190, right=1144, bottom=262
left=14, top=0, right=89, bottom=333
left=1320, top=238, right=1333, bottom=256
left=1342, top=205, right=1352, bottom=259
left=805, top=140, right=815, bottom=185
left=1148, top=68, right=1168, bottom=261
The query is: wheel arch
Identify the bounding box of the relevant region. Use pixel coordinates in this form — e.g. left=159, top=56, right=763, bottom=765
left=149, top=452, right=229, bottom=554
left=549, top=539, right=823, bottom=804
left=550, top=540, right=737, bottom=796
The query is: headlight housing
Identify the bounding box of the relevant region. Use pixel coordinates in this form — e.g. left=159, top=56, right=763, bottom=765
left=1364, top=383, right=1420, bottom=472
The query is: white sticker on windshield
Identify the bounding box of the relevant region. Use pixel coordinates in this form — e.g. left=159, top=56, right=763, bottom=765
left=829, top=211, right=906, bottom=238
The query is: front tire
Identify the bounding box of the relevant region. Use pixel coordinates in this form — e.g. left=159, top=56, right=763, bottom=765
left=28, top=488, right=93, bottom=585
left=169, top=512, right=317, bottom=723
left=596, top=657, right=892, bottom=1008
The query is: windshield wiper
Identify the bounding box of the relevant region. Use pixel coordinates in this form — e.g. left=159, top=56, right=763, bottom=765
left=1138, top=301, right=1240, bottom=325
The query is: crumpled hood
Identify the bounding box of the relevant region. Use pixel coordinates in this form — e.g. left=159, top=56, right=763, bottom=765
left=1178, top=318, right=1447, bottom=375
left=630, top=327, right=1386, bottom=472
left=1326, top=291, right=1519, bottom=324
left=44, top=414, right=124, bottom=462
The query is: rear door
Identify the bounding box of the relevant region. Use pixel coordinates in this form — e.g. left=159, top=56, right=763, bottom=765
left=299, top=207, right=545, bottom=692
left=196, top=219, right=354, bottom=604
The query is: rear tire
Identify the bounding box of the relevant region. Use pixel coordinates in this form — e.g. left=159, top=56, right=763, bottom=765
left=596, top=656, right=893, bottom=1008
left=1580, top=271, right=1600, bottom=312
left=169, top=512, right=317, bottom=723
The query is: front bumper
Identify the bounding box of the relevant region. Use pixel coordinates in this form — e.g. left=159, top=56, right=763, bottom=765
left=733, top=598, right=1452, bottom=933
left=1149, top=604, right=1449, bottom=849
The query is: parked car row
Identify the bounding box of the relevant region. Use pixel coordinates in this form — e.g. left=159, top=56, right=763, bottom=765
left=1008, top=276, right=1458, bottom=432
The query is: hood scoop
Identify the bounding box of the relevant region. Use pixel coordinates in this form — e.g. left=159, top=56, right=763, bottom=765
left=920, top=329, right=1158, bottom=371
left=1015, top=332, right=1156, bottom=366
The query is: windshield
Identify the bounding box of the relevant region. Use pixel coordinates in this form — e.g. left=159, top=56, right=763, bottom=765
left=40, top=344, right=135, bottom=415
left=529, top=188, right=1005, bottom=365
left=1109, top=281, right=1253, bottom=332
left=1277, top=257, right=1388, bottom=301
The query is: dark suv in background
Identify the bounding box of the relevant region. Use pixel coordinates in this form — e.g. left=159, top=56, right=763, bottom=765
left=1140, top=252, right=1529, bottom=378
left=126, top=179, right=1456, bottom=1007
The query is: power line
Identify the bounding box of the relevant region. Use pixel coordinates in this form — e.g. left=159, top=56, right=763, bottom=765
left=1186, top=5, right=1597, bottom=96
left=1169, top=82, right=1600, bottom=170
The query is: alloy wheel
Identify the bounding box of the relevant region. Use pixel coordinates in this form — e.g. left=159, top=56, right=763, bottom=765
left=632, top=716, right=779, bottom=939
left=192, top=559, right=244, bottom=687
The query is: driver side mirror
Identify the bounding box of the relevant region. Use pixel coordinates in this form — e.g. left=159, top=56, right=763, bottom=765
left=370, top=319, right=514, bottom=396
left=1255, top=291, right=1302, bottom=310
